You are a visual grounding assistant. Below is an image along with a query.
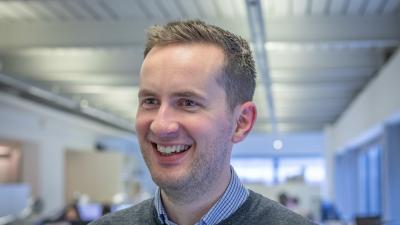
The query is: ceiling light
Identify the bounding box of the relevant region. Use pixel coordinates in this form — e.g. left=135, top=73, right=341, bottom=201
left=80, top=99, right=89, bottom=108
left=272, top=139, right=283, bottom=150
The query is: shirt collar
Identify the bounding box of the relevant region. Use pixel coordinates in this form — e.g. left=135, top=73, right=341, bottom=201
left=154, top=166, right=249, bottom=225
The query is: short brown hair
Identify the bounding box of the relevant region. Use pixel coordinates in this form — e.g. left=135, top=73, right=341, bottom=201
left=144, top=20, right=256, bottom=111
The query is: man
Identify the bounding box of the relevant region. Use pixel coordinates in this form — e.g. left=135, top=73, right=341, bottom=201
left=90, top=20, right=315, bottom=225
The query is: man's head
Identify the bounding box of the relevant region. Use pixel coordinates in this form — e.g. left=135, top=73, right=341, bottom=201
left=144, top=20, right=256, bottom=111
left=136, top=20, right=257, bottom=203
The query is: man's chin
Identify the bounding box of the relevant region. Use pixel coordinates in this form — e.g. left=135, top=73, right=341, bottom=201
left=152, top=172, right=197, bottom=194
left=153, top=175, right=186, bottom=189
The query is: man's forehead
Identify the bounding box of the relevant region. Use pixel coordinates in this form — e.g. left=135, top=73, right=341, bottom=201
left=145, top=42, right=225, bottom=60
left=140, top=43, right=225, bottom=78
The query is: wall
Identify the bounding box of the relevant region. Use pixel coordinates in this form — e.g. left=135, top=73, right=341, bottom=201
left=325, top=48, right=400, bottom=201
left=65, top=150, right=124, bottom=203
left=0, top=93, right=136, bottom=216
left=329, top=49, right=400, bottom=151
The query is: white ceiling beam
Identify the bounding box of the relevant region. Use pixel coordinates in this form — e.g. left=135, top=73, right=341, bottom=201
left=269, top=67, right=374, bottom=82
left=277, top=124, right=327, bottom=132
left=253, top=123, right=324, bottom=133
left=272, top=83, right=362, bottom=95
left=1, top=48, right=380, bottom=75
left=0, top=20, right=156, bottom=49
left=266, top=49, right=382, bottom=69
left=0, top=16, right=399, bottom=49
left=6, top=71, right=136, bottom=80
left=57, top=85, right=137, bottom=94
left=264, top=15, right=400, bottom=41
left=0, top=53, right=142, bottom=74
left=273, top=88, right=356, bottom=99
left=274, top=103, right=347, bottom=114
left=4, top=65, right=373, bottom=84
left=257, top=115, right=337, bottom=124
left=0, top=73, right=134, bottom=132
left=258, top=116, right=336, bottom=124
left=41, top=76, right=137, bottom=86
left=274, top=100, right=350, bottom=112
left=278, top=116, right=336, bottom=123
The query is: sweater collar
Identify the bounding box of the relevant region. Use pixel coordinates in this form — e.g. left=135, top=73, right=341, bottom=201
left=154, top=166, right=249, bottom=225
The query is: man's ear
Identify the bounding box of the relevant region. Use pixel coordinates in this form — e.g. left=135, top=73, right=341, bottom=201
left=232, top=102, right=257, bottom=143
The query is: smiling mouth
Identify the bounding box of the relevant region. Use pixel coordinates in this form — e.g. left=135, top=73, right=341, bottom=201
left=152, top=143, right=191, bottom=156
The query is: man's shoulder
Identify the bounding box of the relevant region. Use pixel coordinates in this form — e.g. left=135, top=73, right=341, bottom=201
left=220, top=190, right=316, bottom=225
left=249, top=190, right=315, bottom=224
left=88, top=198, right=158, bottom=225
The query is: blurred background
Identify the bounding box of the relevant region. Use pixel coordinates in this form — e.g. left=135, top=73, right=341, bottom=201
left=0, top=0, right=399, bottom=224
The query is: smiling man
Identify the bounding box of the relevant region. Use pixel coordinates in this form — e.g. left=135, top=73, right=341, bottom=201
left=90, top=20, right=315, bottom=225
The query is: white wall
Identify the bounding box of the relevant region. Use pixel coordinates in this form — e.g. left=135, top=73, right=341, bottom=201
left=325, top=48, right=400, bottom=201
left=329, top=49, right=400, bottom=151
left=0, top=93, right=136, bottom=216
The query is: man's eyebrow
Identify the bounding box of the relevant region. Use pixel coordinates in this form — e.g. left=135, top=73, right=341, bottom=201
left=138, top=89, right=156, bottom=98
left=172, top=90, right=206, bottom=100
left=138, top=89, right=207, bottom=100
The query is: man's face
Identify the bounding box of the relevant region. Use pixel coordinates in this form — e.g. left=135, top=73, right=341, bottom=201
left=136, top=43, right=235, bottom=195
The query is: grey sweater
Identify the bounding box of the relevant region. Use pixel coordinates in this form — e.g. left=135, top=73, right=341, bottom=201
left=89, top=190, right=316, bottom=225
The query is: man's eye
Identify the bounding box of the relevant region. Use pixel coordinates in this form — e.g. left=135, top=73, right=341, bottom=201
left=141, top=98, right=159, bottom=108
left=182, top=99, right=196, bottom=107
left=179, top=99, right=200, bottom=110
left=144, top=98, right=157, bottom=104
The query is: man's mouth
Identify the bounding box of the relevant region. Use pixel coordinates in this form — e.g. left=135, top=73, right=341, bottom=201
left=153, top=143, right=191, bottom=156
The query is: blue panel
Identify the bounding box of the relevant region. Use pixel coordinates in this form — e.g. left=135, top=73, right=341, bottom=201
left=383, top=123, right=400, bottom=222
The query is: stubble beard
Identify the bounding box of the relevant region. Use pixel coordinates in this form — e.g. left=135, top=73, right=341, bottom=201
left=142, top=132, right=232, bottom=205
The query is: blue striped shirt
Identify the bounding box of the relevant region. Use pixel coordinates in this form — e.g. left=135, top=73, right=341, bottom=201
left=154, top=167, right=249, bottom=225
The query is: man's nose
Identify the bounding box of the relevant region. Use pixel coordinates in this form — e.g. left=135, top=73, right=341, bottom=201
left=149, top=106, right=179, bottom=138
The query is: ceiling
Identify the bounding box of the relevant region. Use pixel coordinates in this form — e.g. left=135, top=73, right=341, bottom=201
left=0, top=0, right=399, bottom=134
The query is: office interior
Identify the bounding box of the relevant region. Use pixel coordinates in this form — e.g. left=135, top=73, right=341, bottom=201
left=0, top=0, right=399, bottom=224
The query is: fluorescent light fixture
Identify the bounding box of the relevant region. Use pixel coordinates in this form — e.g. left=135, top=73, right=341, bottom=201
left=263, top=39, right=400, bottom=51
left=273, top=139, right=283, bottom=150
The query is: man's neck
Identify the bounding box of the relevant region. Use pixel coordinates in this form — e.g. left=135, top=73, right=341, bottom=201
left=160, top=168, right=231, bottom=225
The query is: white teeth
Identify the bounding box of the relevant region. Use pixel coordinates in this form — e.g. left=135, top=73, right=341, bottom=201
left=157, top=144, right=189, bottom=154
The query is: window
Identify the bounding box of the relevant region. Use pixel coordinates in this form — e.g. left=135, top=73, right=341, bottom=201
left=277, top=157, right=325, bottom=184
left=232, top=157, right=325, bottom=185
left=231, top=158, right=274, bottom=184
